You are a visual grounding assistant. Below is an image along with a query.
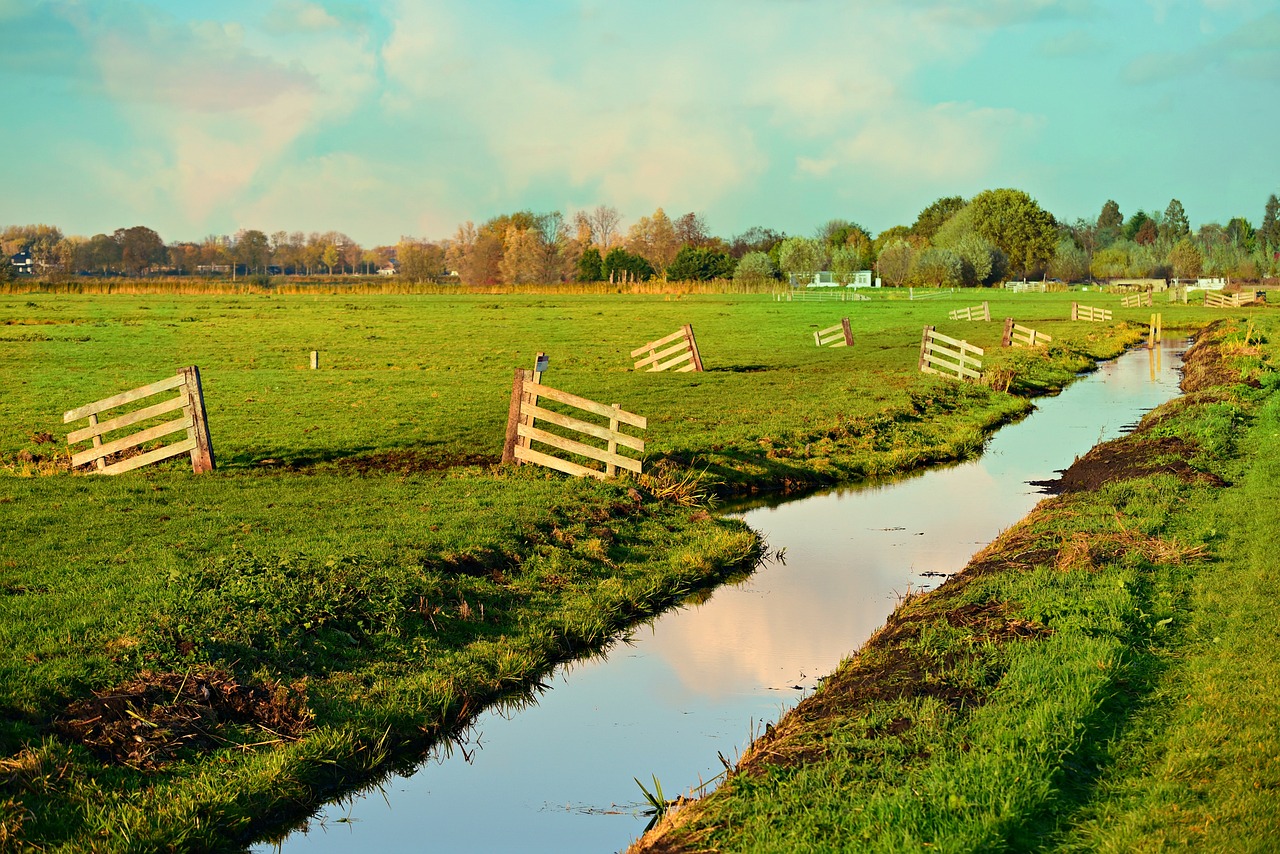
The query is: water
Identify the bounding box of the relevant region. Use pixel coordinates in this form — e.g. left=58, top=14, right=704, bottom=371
left=258, top=340, right=1186, bottom=854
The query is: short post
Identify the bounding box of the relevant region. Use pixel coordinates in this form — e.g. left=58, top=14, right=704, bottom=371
left=534, top=351, right=548, bottom=385
left=87, top=413, right=106, bottom=471
left=813, top=329, right=822, bottom=347
left=1001, top=317, right=1014, bottom=348
left=982, top=301, right=990, bottom=321
left=841, top=317, right=854, bottom=347
left=1071, top=302, right=1079, bottom=321
left=683, top=323, right=705, bottom=372
left=606, top=403, right=620, bottom=477
left=501, top=368, right=531, bottom=465
left=179, top=365, right=216, bottom=474
left=310, top=350, right=319, bottom=370
left=918, top=326, right=934, bottom=371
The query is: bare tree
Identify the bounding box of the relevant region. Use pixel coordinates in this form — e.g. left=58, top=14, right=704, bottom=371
left=587, top=204, right=622, bottom=249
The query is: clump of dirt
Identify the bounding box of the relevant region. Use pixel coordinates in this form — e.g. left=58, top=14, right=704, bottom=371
left=1038, top=436, right=1224, bottom=495
left=1181, top=332, right=1260, bottom=392
left=335, top=449, right=496, bottom=475
left=55, top=669, right=311, bottom=769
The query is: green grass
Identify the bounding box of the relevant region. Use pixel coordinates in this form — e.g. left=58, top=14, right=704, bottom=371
left=0, top=288, right=1227, bottom=850
left=637, top=315, right=1280, bottom=852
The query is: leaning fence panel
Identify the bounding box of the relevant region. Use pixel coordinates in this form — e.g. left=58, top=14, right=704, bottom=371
left=918, top=326, right=983, bottom=382
left=631, top=324, right=704, bottom=372
left=814, top=318, right=854, bottom=348
left=947, top=301, right=990, bottom=322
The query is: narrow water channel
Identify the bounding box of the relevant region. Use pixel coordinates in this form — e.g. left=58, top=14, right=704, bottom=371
left=258, top=340, right=1187, bottom=854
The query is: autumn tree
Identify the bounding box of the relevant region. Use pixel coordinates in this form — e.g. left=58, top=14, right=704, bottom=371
left=910, top=196, right=965, bottom=242
left=167, top=242, right=201, bottom=275
left=1090, top=245, right=1130, bottom=280
left=113, top=226, right=166, bottom=275
left=587, top=205, right=622, bottom=249
left=777, top=237, right=823, bottom=285
left=728, top=226, right=785, bottom=259
left=733, top=251, right=775, bottom=286
left=234, top=229, right=271, bottom=274
left=498, top=224, right=543, bottom=284
left=674, top=212, right=712, bottom=248
left=397, top=239, right=446, bottom=282
left=1170, top=238, right=1203, bottom=280
left=877, top=238, right=914, bottom=288
left=909, top=247, right=962, bottom=288
left=966, top=189, right=1056, bottom=278
left=628, top=208, right=680, bottom=275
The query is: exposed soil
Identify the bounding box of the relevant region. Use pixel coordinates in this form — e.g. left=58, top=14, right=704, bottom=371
left=334, top=449, right=497, bottom=475
left=1181, top=329, right=1261, bottom=393
left=1034, top=435, right=1225, bottom=495
left=55, top=669, right=311, bottom=769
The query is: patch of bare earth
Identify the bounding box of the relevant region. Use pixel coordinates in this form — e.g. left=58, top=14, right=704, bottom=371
left=54, top=669, right=311, bottom=770
left=1036, top=435, right=1225, bottom=495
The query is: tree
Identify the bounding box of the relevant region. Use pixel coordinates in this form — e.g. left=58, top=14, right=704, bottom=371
left=113, top=226, right=166, bottom=276
left=628, top=208, right=680, bottom=274
left=776, top=237, right=822, bottom=285
left=1169, top=238, right=1203, bottom=280
left=234, top=229, right=270, bottom=274
left=966, top=189, right=1057, bottom=278
left=1134, top=219, right=1158, bottom=246
left=498, top=224, right=543, bottom=284
left=953, top=234, right=998, bottom=286
left=1096, top=199, right=1123, bottom=247
left=577, top=247, right=603, bottom=282
left=1261, top=194, right=1280, bottom=250
left=1048, top=238, right=1090, bottom=283
left=321, top=243, right=341, bottom=275
left=877, top=238, right=914, bottom=288
left=602, top=248, right=653, bottom=282
left=587, top=204, right=622, bottom=249
left=397, top=239, right=445, bottom=282
left=1091, top=244, right=1130, bottom=280
left=910, top=196, right=966, bottom=242
left=873, top=225, right=914, bottom=254
left=733, top=251, right=775, bottom=287
left=909, top=247, right=962, bottom=288
left=728, top=226, right=785, bottom=259
left=829, top=245, right=861, bottom=286
left=674, top=212, right=712, bottom=248
left=83, top=233, right=121, bottom=274
left=1161, top=198, right=1190, bottom=242
left=666, top=246, right=734, bottom=281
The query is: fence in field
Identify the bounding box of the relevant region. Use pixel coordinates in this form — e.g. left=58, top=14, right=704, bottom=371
left=814, top=318, right=854, bottom=348
left=631, top=325, right=704, bottom=372
left=1004, top=281, right=1047, bottom=294
left=908, top=287, right=955, bottom=301
left=774, top=289, right=870, bottom=302
left=501, top=370, right=646, bottom=480
left=1148, top=313, right=1163, bottom=349
left=1001, top=318, right=1053, bottom=348
left=1204, top=291, right=1260, bottom=308
left=63, top=366, right=215, bottom=475
left=948, top=301, right=990, bottom=322
left=1168, top=285, right=1188, bottom=304
left=1071, top=303, right=1112, bottom=322
left=918, top=326, right=983, bottom=382
left=1121, top=292, right=1153, bottom=308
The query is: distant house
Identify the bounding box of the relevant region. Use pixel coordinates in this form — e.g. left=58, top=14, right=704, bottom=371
left=8, top=250, right=34, bottom=275
left=789, top=270, right=879, bottom=288
left=377, top=262, right=399, bottom=276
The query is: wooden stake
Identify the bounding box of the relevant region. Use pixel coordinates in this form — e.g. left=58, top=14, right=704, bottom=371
left=1071, top=302, right=1079, bottom=321
left=310, top=350, right=319, bottom=369
left=179, top=366, right=216, bottom=474
left=501, top=368, right=530, bottom=464
left=683, top=323, right=705, bottom=372
left=606, top=403, right=620, bottom=477
left=918, top=326, right=934, bottom=371
left=841, top=317, right=854, bottom=347
left=87, top=413, right=106, bottom=471
left=982, top=301, right=990, bottom=321
left=1001, top=317, right=1014, bottom=348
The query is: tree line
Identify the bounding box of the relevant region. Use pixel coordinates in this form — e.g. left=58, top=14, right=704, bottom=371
left=4, top=190, right=1279, bottom=286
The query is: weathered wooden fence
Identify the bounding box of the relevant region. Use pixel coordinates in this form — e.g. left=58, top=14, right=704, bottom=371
left=1121, top=292, right=1153, bottom=308
left=63, top=367, right=215, bottom=475
left=1071, top=302, right=1113, bottom=322
left=1204, top=291, right=1259, bottom=308
left=1148, top=313, right=1163, bottom=349
left=814, top=318, right=854, bottom=348
left=948, top=301, right=990, bottom=322
left=631, top=325, right=704, bottom=372
left=774, top=289, right=870, bottom=302
left=501, top=370, right=646, bottom=480
left=908, top=287, right=955, bottom=301
left=918, top=326, right=983, bottom=382
left=1001, top=318, right=1053, bottom=348
left=1004, top=281, right=1047, bottom=293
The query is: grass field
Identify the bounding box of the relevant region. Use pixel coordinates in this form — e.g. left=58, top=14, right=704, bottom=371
left=635, top=315, right=1280, bottom=852
left=0, top=287, right=1221, bottom=850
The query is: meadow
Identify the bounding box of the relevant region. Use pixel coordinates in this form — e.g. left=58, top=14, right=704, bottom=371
left=0, top=287, right=1203, bottom=849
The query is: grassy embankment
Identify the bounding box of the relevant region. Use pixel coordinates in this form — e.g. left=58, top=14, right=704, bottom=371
left=0, top=289, right=1185, bottom=850
left=635, top=315, right=1280, bottom=852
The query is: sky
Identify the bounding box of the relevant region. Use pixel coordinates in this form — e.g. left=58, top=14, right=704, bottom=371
left=1, top=0, right=1277, bottom=247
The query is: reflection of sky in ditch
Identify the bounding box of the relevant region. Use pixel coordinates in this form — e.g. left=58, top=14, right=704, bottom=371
left=260, top=341, right=1186, bottom=854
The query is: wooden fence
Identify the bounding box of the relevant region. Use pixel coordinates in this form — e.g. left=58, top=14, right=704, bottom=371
left=1071, top=302, right=1113, bottom=322
left=814, top=318, right=854, bottom=348
left=1168, top=285, right=1188, bottom=304
left=1004, top=281, right=1047, bottom=293
left=918, top=326, right=983, bottom=382
left=501, top=370, right=646, bottom=480
left=63, top=366, right=215, bottom=475
left=774, top=290, right=870, bottom=302
left=1204, top=291, right=1260, bottom=308
left=1121, top=292, right=1153, bottom=308
left=1001, top=318, right=1053, bottom=348
left=908, top=287, right=954, bottom=301
left=631, top=325, right=704, bottom=372
left=948, top=301, right=990, bottom=322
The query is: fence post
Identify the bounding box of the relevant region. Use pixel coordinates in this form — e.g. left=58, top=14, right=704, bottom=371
left=918, top=326, right=933, bottom=371
left=814, top=329, right=822, bottom=347
left=1001, top=317, right=1014, bottom=348
left=841, top=317, right=854, bottom=347
left=683, top=323, right=705, bottom=372
left=501, top=368, right=531, bottom=464
left=179, top=365, right=216, bottom=474
left=1071, top=302, right=1079, bottom=321
left=606, top=403, right=620, bottom=477
left=310, top=350, right=319, bottom=370
left=982, top=301, right=990, bottom=321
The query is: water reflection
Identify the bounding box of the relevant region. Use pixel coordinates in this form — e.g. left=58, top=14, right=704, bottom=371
left=258, top=340, right=1187, bottom=854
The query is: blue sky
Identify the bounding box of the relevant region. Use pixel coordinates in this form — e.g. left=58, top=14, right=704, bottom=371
left=2, top=0, right=1277, bottom=246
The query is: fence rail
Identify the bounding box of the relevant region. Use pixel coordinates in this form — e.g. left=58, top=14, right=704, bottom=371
left=63, top=366, right=215, bottom=475
left=814, top=318, right=854, bottom=348
left=1121, top=292, right=1154, bottom=308
left=908, top=287, right=955, bottom=301
left=774, top=290, right=870, bottom=302
left=1001, top=318, right=1053, bottom=348
left=630, top=324, right=704, bottom=372
left=1004, top=281, right=1047, bottom=293
left=948, top=301, right=990, bottom=322
left=502, top=371, right=646, bottom=480
left=1071, top=302, right=1113, bottom=322
left=918, top=326, right=983, bottom=381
